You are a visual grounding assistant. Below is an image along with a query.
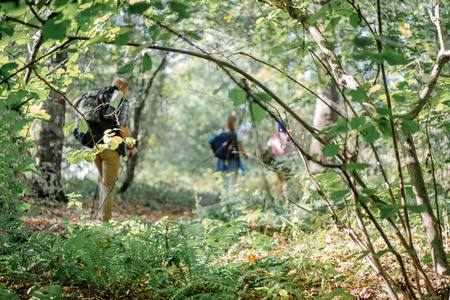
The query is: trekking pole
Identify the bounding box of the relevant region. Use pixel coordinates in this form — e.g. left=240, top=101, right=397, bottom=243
left=92, top=156, right=129, bottom=221
left=90, top=175, right=100, bottom=219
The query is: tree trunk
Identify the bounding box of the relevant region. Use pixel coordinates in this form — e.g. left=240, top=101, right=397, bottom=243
left=32, top=52, right=68, bottom=202
left=397, top=127, right=449, bottom=275
left=309, top=83, right=340, bottom=162
left=120, top=55, right=168, bottom=193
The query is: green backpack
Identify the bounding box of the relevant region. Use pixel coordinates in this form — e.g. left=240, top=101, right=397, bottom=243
left=73, top=85, right=123, bottom=148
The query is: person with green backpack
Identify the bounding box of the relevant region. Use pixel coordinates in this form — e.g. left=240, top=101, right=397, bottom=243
left=74, top=77, right=137, bottom=222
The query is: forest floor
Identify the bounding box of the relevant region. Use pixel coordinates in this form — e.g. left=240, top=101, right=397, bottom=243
left=14, top=198, right=450, bottom=299
left=20, top=198, right=193, bottom=233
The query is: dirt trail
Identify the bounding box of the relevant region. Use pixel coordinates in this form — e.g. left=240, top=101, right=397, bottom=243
left=20, top=198, right=194, bottom=233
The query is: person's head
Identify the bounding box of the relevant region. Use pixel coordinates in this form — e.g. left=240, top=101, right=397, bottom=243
left=226, top=116, right=236, bottom=130
left=112, top=77, right=129, bottom=99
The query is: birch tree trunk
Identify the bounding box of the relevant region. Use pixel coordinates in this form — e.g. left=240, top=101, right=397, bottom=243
left=397, top=127, right=449, bottom=275
left=32, top=51, right=67, bottom=201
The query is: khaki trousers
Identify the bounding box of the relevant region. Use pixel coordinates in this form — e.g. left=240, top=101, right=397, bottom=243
left=94, top=149, right=120, bottom=222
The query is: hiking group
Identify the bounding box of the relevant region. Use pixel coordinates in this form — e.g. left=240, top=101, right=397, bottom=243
left=74, top=78, right=293, bottom=221
left=210, top=116, right=293, bottom=200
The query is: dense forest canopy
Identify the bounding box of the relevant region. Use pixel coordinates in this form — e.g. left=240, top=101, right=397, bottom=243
left=1, top=0, right=450, bottom=299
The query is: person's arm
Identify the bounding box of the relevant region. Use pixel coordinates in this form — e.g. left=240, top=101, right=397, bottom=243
left=119, top=125, right=138, bottom=157
left=118, top=101, right=138, bottom=157
left=238, top=141, right=248, bottom=159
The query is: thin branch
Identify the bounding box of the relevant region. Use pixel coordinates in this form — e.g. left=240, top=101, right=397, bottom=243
left=0, top=39, right=72, bottom=85
left=406, top=3, right=450, bottom=119
left=32, top=69, right=100, bottom=152
left=26, top=2, right=45, bottom=24
left=238, top=51, right=345, bottom=119
left=374, top=0, right=413, bottom=253
left=3, top=16, right=41, bottom=29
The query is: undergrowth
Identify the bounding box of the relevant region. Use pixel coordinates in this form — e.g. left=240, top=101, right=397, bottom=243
left=0, top=210, right=348, bottom=300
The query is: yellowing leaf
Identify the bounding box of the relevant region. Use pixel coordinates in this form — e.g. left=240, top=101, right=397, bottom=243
left=388, top=72, right=399, bottom=79
left=112, top=136, right=123, bottom=144
left=436, top=103, right=445, bottom=110
left=369, top=84, right=382, bottom=93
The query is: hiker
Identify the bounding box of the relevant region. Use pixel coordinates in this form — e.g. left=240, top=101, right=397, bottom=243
left=214, top=116, right=248, bottom=197
left=267, top=122, right=293, bottom=198
left=92, top=77, right=137, bottom=222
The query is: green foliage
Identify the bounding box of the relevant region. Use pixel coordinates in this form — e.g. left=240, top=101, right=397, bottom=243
left=0, top=214, right=333, bottom=299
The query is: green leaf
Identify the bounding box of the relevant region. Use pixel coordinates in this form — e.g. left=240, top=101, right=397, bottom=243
left=375, top=248, right=392, bottom=258
left=322, top=288, right=345, bottom=298
left=353, top=37, right=374, bottom=48
left=128, top=2, right=151, bottom=14
left=113, top=34, right=131, bottom=46
left=0, top=289, right=19, bottom=300
left=213, top=83, right=228, bottom=95
left=342, top=162, right=370, bottom=172
left=228, top=89, right=247, bottom=106
left=349, top=13, right=360, bottom=28
left=375, top=35, right=405, bottom=48
left=250, top=102, right=266, bottom=123
left=143, top=54, right=153, bottom=71
left=117, top=61, right=134, bottom=74
left=307, top=0, right=346, bottom=25
left=169, top=1, right=190, bottom=19
left=279, top=289, right=289, bottom=299
left=362, top=188, right=377, bottom=196
left=400, top=120, right=420, bottom=133
left=375, top=117, right=391, bottom=139
left=392, top=94, right=406, bottom=103
left=150, top=0, right=163, bottom=9
left=383, top=47, right=409, bottom=65
left=31, top=285, right=62, bottom=300
left=254, top=92, right=272, bottom=102
left=360, top=123, right=380, bottom=143
left=42, top=19, right=69, bottom=41
left=0, top=21, right=14, bottom=36
left=328, top=118, right=348, bottom=136
left=0, top=62, right=18, bottom=79
left=331, top=190, right=348, bottom=199
left=358, top=196, right=370, bottom=204
left=349, top=116, right=365, bottom=129
left=406, top=204, right=427, bottom=213
left=87, top=35, right=109, bottom=46
left=10, top=184, right=26, bottom=196
left=63, top=120, right=76, bottom=134
left=326, top=267, right=339, bottom=276
left=16, top=202, right=30, bottom=212
left=334, top=275, right=347, bottom=283
left=272, top=45, right=284, bottom=55
left=78, top=120, right=89, bottom=134
left=379, top=204, right=398, bottom=219
left=396, top=81, right=409, bottom=90
left=376, top=107, right=391, bottom=116
left=348, top=87, right=364, bottom=103
left=187, top=31, right=202, bottom=41
left=207, top=0, right=220, bottom=12
left=322, top=144, right=340, bottom=157
left=67, top=150, right=85, bottom=164
left=422, top=254, right=432, bottom=264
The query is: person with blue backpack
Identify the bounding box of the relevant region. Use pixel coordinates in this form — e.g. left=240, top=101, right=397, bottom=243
left=210, top=115, right=248, bottom=198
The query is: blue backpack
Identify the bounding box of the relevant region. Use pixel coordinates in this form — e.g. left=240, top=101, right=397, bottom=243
left=210, top=130, right=239, bottom=160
